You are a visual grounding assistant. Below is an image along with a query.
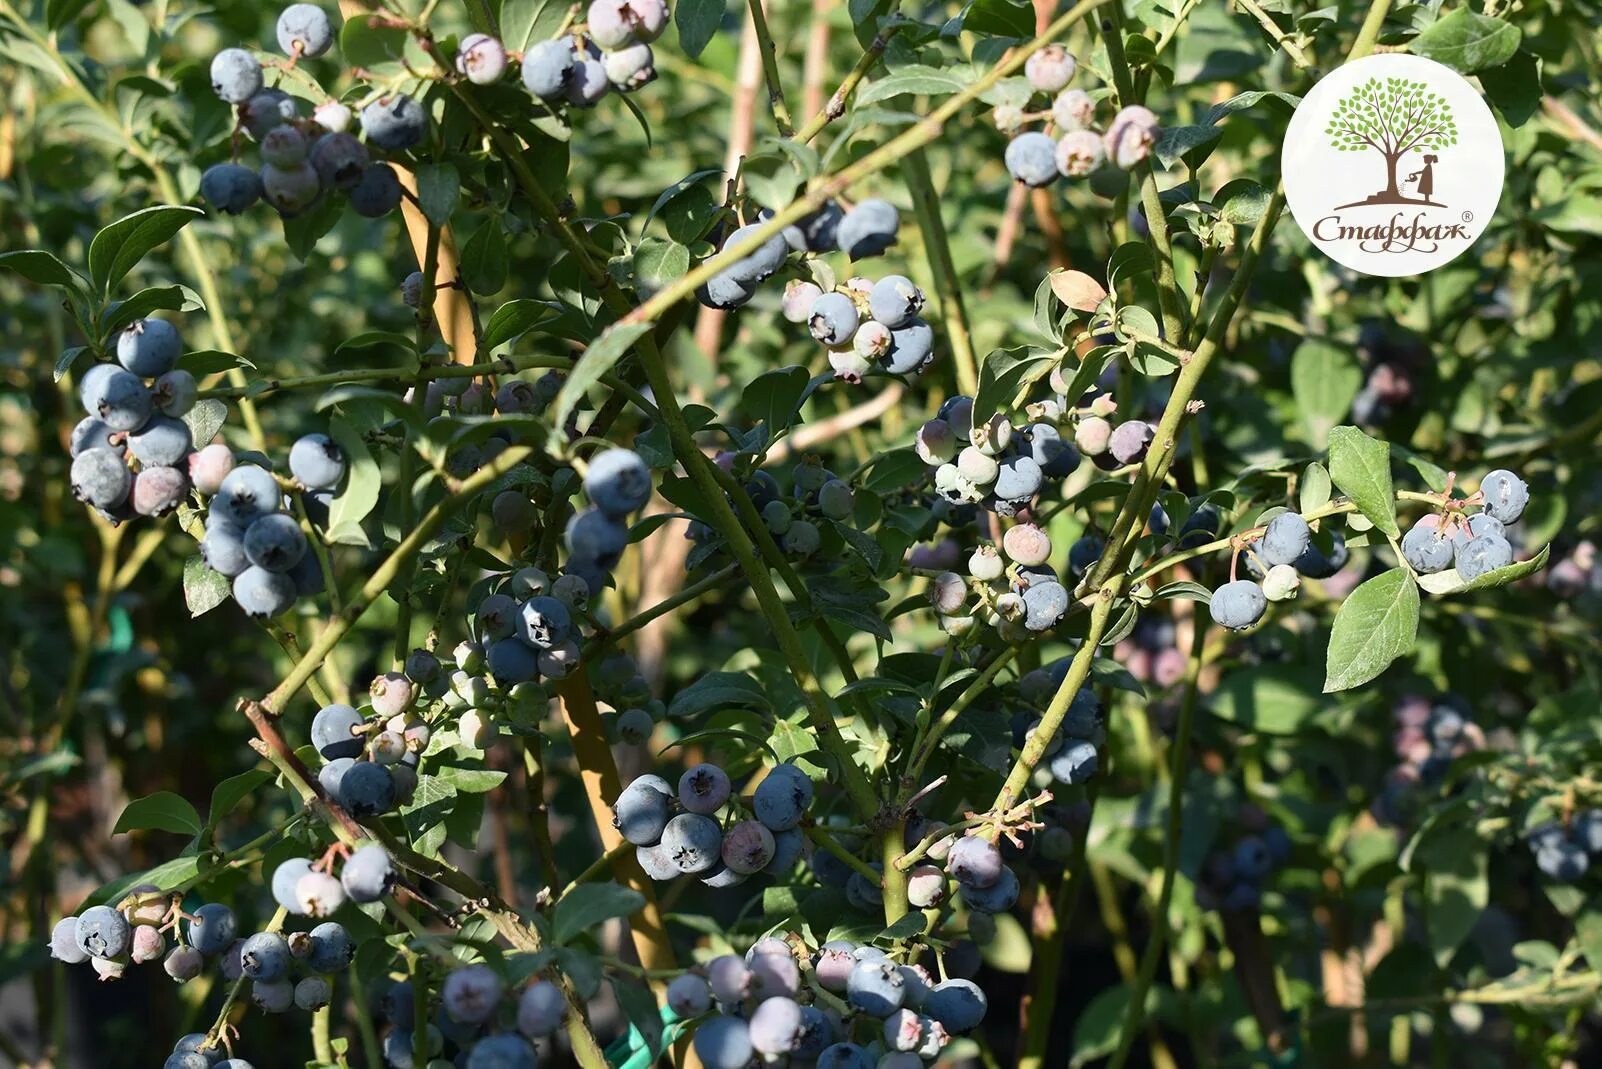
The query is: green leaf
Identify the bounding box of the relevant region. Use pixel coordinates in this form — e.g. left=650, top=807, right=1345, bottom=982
left=960, top=0, right=1034, bottom=38
left=460, top=220, right=509, bottom=296
left=0, top=249, right=84, bottom=289
left=1291, top=341, right=1362, bottom=449
left=183, top=399, right=229, bottom=449
left=633, top=237, right=690, bottom=298
left=334, top=330, right=418, bottom=356
left=323, top=418, right=381, bottom=546
left=179, top=349, right=255, bottom=376
left=1419, top=824, right=1488, bottom=964
left=281, top=195, right=345, bottom=261
left=1412, top=8, right=1521, bottom=73
left=86, top=855, right=202, bottom=909
left=208, top=769, right=271, bottom=826
left=1415, top=543, right=1550, bottom=596
left=415, top=163, right=460, bottom=226
left=675, top=0, right=721, bottom=59
left=54, top=347, right=91, bottom=382
left=667, top=672, right=772, bottom=719
left=1216, top=178, right=1273, bottom=226
left=610, top=976, right=664, bottom=1060
left=431, top=767, right=507, bottom=793
left=856, top=67, right=971, bottom=105
left=1478, top=50, right=1541, bottom=127
left=500, top=0, right=566, bottom=52
left=87, top=205, right=202, bottom=294
left=552, top=882, right=646, bottom=943
left=480, top=300, right=559, bottom=351
left=1323, top=567, right=1419, bottom=692
left=1071, top=983, right=1133, bottom=1066
left=183, top=556, right=231, bottom=617
left=741, top=365, right=815, bottom=436
left=1107, top=242, right=1156, bottom=289
left=1152, top=124, right=1221, bottom=170
left=1201, top=90, right=1300, bottom=125
left=1299, top=461, right=1332, bottom=515
left=339, top=14, right=408, bottom=68
left=552, top=322, right=652, bottom=429
left=1574, top=905, right=1602, bottom=975
left=100, top=284, right=205, bottom=336
left=977, top=910, right=1032, bottom=973
left=1207, top=664, right=1324, bottom=733
left=1326, top=424, right=1398, bottom=538
left=113, top=791, right=203, bottom=837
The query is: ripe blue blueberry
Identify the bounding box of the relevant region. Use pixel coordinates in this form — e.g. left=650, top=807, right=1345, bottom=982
left=614, top=776, right=674, bottom=845
left=361, top=95, right=428, bottom=151
left=260, top=162, right=322, bottom=216
left=867, top=275, right=925, bottom=328
left=662, top=813, right=723, bottom=874
left=240, top=931, right=290, bottom=981
left=277, top=4, right=334, bottom=57
left=678, top=763, right=731, bottom=814
left=455, top=33, right=508, bottom=84
left=261, top=125, right=310, bottom=167
left=1233, top=835, right=1272, bottom=879
left=1457, top=534, right=1513, bottom=580
left=697, top=272, right=755, bottom=310
left=1292, top=530, right=1348, bottom=578
left=443, top=964, right=505, bottom=1023
left=835, top=199, right=899, bottom=258
left=201, top=520, right=249, bottom=578
left=566, top=56, right=610, bottom=106
left=187, top=903, right=237, bottom=955
left=1049, top=739, right=1098, bottom=784
left=721, top=820, right=776, bottom=874
left=165, top=1055, right=211, bottom=1069
left=1021, top=579, right=1069, bottom=631
left=947, top=835, right=1002, bottom=888
left=71, top=448, right=132, bottom=510
left=312, top=703, right=364, bottom=760
left=1260, top=513, right=1311, bottom=567
left=349, top=162, right=402, bottom=217
left=565, top=507, right=629, bottom=567
left=584, top=447, right=651, bottom=517
left=288, top=433, right=346, bottom=489
left=338, top=760, right=397, bottom=816
left=884, top=318, right=935, bottom=376
left=153, top=368, right=198, bottom=417
left=521, top=38, right=574, bottom=98
left=667, top=973, right=712, bottom=1017
left=486, top=637, right=540, bottom=684
left=693, top=1015, right=754, bottom=1069
left=116, top=317, right=181, bottom=376
left=1025, top=422, right=1078, bottom=476
left=808, top=292, right=860, bottom=347
left=1108, top=420, right=1154, bottom=465
left=924, top=978, right=987, bottom=1032
left=1401, top=518, right=1454, bottom=574
left=93, top=367, right=153, bottom=432
left=74, top=905, right=130, bottom=960
left=241, top=88, right=298, bottom=138
left=1004, top=132, right=1059, bottom=187
left=1478, top=469, right=1529, bottom=524
left=232, top=566, right=296, bottom=618
left=210, top=48, right=263, bottom=103
left=992, top=453, right=1043, bottom=503
left=243, top=513, right=307, bottom=572
left=817, top=1043, right=875, bottom=1069
left=846, top=959, right=905, bottom=1017
left=69, top=416, right=123, bottom=458
left=1210, top=579, right=1266, bottom=630
left=215, top=465, right=282, bottom=526
left=749, top=996, right=804, bottom=1055
left=341, top=843, right=396, bottom=902
left=272, top=857, right=315, bottom=911
left=753, top=764, right=813, bottom=831
left=307, top=133, right=369, bottom=190
left=516, top=979, right=566, bottom=1036
left=465, top=1034, right=537, bottom=1069
left=251, top=978, right=294, bottom=1012
left=518, top=595, right=573, bottom=649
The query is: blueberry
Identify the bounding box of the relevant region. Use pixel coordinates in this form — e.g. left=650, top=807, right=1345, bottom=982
left=1233, top=835, right=1273, bottom=879
left=313, top=99, right=351, bottom=132
left=455, top=32, right=508, bottom=84
left=294, top=870, right=345, bottom=917
left=749, top=996, right=804, bottom=1055
left=240, top=931, right=290, bottom=981
left=1401, top=518, right=1454, bottom=574
left=614, top=776, right=674, bottom=845
left=585, top=447, right=651, bottom=517
left=295, top=976, right=333, bottom=1011
left=785, top=200, right=843, bottom=251
left=1025, top=422, right=1078, bottom=476
left=766, top=827, right=803, bottom=874
left=341, top=843, right=396, bottom=902
left=1105, top=104, right=1160, bottom=169
left=517, top=595, right=573, bottom=649
left=71, top=448, right=132, bottom=509
left=311, top=703, right=364, bottom=760
left=883, top=318, right=935, bottom=375
left=70, top=416, right=123, bottom=458
left=603, top=42, right=656, bottom=90
left=693, top=1015, right=754, bottom=1069
left=817, top=1043, right=875, bottom=1069
left=1025, top=43, right=1076, bottom=92
left=719, top=222, right=790, bottom=285
left=836, top=198, right=899, bottom=258
left=272, top=858, right=315, bottom=911
left=1478, top=469, right=1529, bottom=523
left=753, top=763, right=813, bottom=831
left=73, top=905, right=130, bottom=960
left=588, top=0, right=643, bottom=47
left=721, top=820, right=776, bottom=874
left=211, top=48, right=263, bottom=103
left=1260, top=513, right=1311, bottom=567
left=132, top=465, right=189, bottom=517
left=924, top=978, right=987, bottom=1032
left=566, top=56, right=610, bottom=106
left=165, top=945, right=204, bottom=981
left=565, top=507, right=628, bottom=566
left=1049, top=739, right=1098, bottom=784
left=233, top=565, right=296, bottom=618
left=1004, top=132, right=1058, bottom=187
left=678, top=763, right=731, bottom=814
left=443, top=964, right=504, bottom=1023
left=251, top=978, right=294, bottom=1012
left=521, top=38, right=575, bottom=98
left=261, top=162, right=322, bottom=216
left=1575, top=810, right=1602, bottom=854
left=992, top=453, right=1043, bottom=503
left=187, top=903, right=237, bottom=955
left=697, top=271, right=756, bottom=310
left=1292, top=529, right=1348, bottom=578
left=116, top=317, right=181, bottom=376
left=1450, top=512, right=1505, bottom=546
left=1053, top=87, right=1095, bottom=130
left=261, top=125, right=310, bottom=167
left=662, top=813, right=723, bottom=874
left=338, top=760, right=397, bottom=815
left=361, top=95, right=428, bottom=151
left=482, top=638, right=537, bottom=684
left=1021, top=580, right=1069, bottom=631
left=516, top=979, right=566, bottom=1036
left=304, top=133, right=369, bottom=191
left=667, top=973, right=712, bottom=1017
left=166, top=1056, right=211, bottom=1069
left=277, top=4, right=334, bottom=57
left=637, top=841, right=678, bottom=880
left=189, top=443, right=236, bottom=496
left=1210, top=579, right=1266, bottom=630
left=93, top=367, right=153, bottom=432
left=241, top=88, right=299, bottom=138
left=153, top=369, right=198, bottom=417
left=349, top=162, right=402, bottom=217
left=1457, top=534, right=1513, bottom=580
left=846, top=959, right=905, bottom=1017
left=50, top=917, right=88, bottom=963
left=465, top=1034, right=537, bottom=1069
left=1108, top=420, right=1154, bottom=465
left=947, top=835, right=1002, bottom=888
left=243, top=513, right=307, bottom=572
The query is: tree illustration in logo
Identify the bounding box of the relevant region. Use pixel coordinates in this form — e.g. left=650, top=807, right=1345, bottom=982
left=1326, top=77, right=1458, bottom=208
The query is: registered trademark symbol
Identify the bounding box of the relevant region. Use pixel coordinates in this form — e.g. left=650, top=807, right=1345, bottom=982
left=1462, top=211, right=1474, bottom=223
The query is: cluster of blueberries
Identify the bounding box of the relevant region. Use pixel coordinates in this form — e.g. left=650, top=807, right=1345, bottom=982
left=1399, top=468, right=1531, bottom=582
left=203, top=6, right=412, bottom=219
left=378, top=965, right=572, bottom=1067
left=1114, top=614, right=1187, bottom=690
left=69, top=317, right=202, bottom=523
left=689, top=458, right=859, bottom=566
left=200, top=434, right=346, bottom=618
left=1373, top=695, right=1482, bottom=828
left=613, top=762, right=813, bottom=888
left=1016, top=671, right=1105, bottom=789
left=1207, top=502, right=1356, bottom=632
left=311, top=683, right=430, bottom=816
left=675, top=935, right=989, bottom=1068
left=518, top=0, right=670, bottom=104
left=1548, top=539, right=1600, bottom=598
left=998, top=44, right=1162, bottom=186
left=1195, top=821, right=1293, bottom=913
left=1530, top=811, right=1602, bottom=883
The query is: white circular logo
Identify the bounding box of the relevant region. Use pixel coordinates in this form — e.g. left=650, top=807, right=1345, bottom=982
left=1282, top=53, right=1504, bottom=278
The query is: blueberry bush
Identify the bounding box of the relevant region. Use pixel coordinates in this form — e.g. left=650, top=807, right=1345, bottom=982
left=2, top=0, right=1600, bottom=1065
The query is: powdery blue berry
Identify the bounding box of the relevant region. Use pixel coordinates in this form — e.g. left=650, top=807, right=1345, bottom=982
left=753, top=763, right=813, bottom=831
left=116, top=317, right=181, bottom=376
left=1260, top=513, right=1311, bottom=567
left=443, top=964, right=504, bottom=1023
left=662, top=813, right=723, bottom=874
left=516, top=979, right=566, bottom=1036
left=522, top=38, right=574, bottom=98
left=947, top=835, right=1003, bottom=888
left=614, top=776, right=674, bottom=845
left=308, top=133, right=369, bottom=190
left=1056, top=129, right=1105, bottom=176
left=277, top=4, right=335, bottom=57
left=188, top=903, right=237, bottom=955
left=361, top=95, right=428, bottom=151
left=211, top=48, right=263, bottom=103
left=1210, top=579, right=1266, bottom=630
left=884, top=318, right=935, bottom=375
left=261, top=162, right=321, bottom=216
left=71, top=448, right=132, bottom=509
left=1004, top=132, right=1059, bottom=187
left=1457, top=534, right=1513, bottom=580
left=349, top=162, right=402, bottom=217
left=566, top=56, right=610, bottom=106
left=233, top=566, right=296, bottom=618
left=93, top=367, right=153, bottom=432
left=836, top=199, right=899, bottom=258
left=924, top=978, right=987, bottom=1032
left=1478, top=469, right=1529, bottom=524
left=455, top=33, right=508, bottom=84
left=678, top=763, right=730, bottom=814
left=240, top=932, right=290, bottom=980
left=748, top=996, right=804, bottom=1055
left=243, top=513, right=307, bottom=572
left=584, top=447, right=651, bottom=517
left=338, top=760, right=397, bottom=816
left=846, top=959, right=905, bottom=1017
left=465, top=1034, right=536, bottom=1069
left=693, top=1015, right=753, bottom=1069
left=1401, top=518, right=1454, bottom=574
left=312, top=703, right=364, bottom=760
left=341, top=843, right=395, bottom=902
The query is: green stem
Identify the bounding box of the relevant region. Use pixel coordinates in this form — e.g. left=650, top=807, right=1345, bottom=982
left=1348, top=0, right=1393, bottom=60
left=903, top=146, right=978, bottom=396
left=581, top=562, right=739, bottom=656
left=745, top=0, right=794, bottom=135
left=793, top=23, right=902, bottom=144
